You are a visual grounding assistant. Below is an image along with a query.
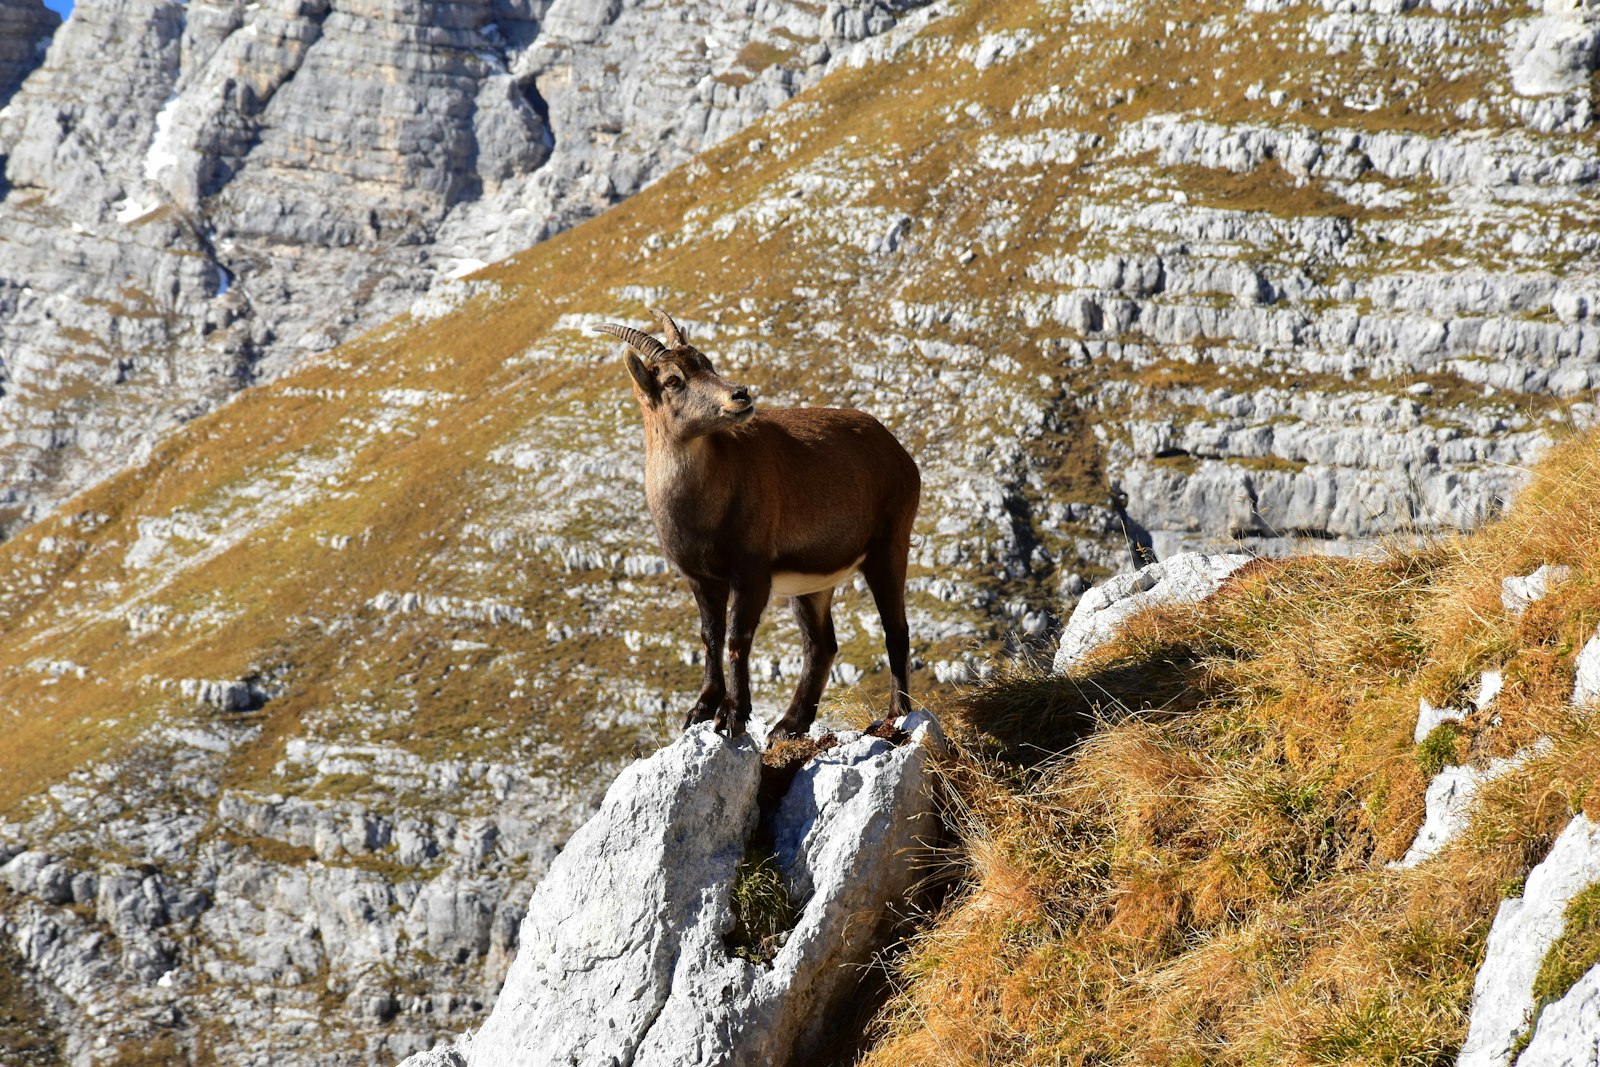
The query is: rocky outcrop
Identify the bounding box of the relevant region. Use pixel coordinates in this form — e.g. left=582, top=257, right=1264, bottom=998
left=1458, top=814, right=1600, bottom=1067
left=0, top=0, right=911, bottom=537
left=1518, top=961, right=1600, bottom=1067
left=1053, top=553, right=1252, bottom=671
left=405, top=713, right=943, bottom=1067
left=0, top=0, right=56, bottom=106
left=0, top=711, right=603, bottom=1065
left=1574, top=622, right=1600, bottom=706
left=1504, top=564, right=1573, bottom=616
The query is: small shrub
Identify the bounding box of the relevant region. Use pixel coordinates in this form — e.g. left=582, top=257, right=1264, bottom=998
left=1416, top=723, right=1461, bottom=779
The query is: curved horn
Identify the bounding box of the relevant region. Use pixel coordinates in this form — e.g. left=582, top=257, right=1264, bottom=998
left=594, top=322, right=667, bottom=360
left=648, top=307, right=685, bottom=349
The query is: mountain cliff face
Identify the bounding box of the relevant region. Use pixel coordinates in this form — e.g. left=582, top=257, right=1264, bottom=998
left=0, top=0, right=909, bottom=537
left=1, top=0, right=1598, bottom=1063
left=0, top=0, right=56, bottom=104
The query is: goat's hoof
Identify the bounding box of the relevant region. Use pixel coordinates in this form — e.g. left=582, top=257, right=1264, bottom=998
left=713, top=705, right=749, bottom=739
left=683, top=704, right=718, bottom=729
left=767, top=716, right=807, bottom=744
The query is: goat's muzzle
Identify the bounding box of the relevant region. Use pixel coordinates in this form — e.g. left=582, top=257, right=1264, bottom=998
left=725, top=385, right=754, bottom=418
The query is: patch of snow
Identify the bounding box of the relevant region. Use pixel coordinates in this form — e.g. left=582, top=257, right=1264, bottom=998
left=143, top=94, right=181, bottom=186
left=115, top=198, right=158, bottom=224
left=441, top=258, right=487, bottom=281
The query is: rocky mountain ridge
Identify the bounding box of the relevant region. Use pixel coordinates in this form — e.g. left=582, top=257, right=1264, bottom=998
left=0, top=0, right=913, bottom=536
left=0, top=0, right=56, bottom=104
left=1, top=0, right=1599, bottom=1062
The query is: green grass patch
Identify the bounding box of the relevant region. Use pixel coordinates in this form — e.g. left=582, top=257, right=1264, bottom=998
left=1530, top=881, right=1600, bottom=1019
left=1417, top=723, right=1461, bottom=778
left=726, top=847, right=799, bottom=965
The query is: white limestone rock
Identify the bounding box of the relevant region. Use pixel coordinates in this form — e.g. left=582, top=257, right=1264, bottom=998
left=1574, top=624, right=1600, bottom=706
left=1508, top=8, right=1600, bottom=97
left=1053, top=553, right=1252, bottom=672
left=418, top=712, right=943, bottom=1067
left=1477, top=669, right=1505, bottom=713
left=1519, top=961, right=1600, bottom=1067
left=1394, top=740, right=1548, bottom=868
left=1458, top=814, right=1600, bottom=1066
left=1504, top=564, right=1574, bottom=615
left=178, top=677, right=266, bottom=712
left=1394, top=764, right=1492, bottom=868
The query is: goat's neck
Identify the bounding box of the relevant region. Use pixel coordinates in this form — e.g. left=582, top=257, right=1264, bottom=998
left=643, top=427, right=726, bottom=518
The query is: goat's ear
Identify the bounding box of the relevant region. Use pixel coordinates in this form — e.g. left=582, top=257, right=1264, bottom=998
left=625, top=351, right=659, bottom=400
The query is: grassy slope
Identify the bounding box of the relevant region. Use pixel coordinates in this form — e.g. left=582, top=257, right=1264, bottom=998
left=0, top=0, right=1572, bottom=818
left=0, top=0, right=1593, bottom=1055
left=861, top=429, right=1600, bottom=1066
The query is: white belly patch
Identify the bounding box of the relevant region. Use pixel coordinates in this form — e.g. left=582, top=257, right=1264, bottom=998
left=770, top=555, right=865, bottom=598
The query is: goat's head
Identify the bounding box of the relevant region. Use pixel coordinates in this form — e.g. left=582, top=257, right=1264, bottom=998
left=597, top=308, right=754, bottom=441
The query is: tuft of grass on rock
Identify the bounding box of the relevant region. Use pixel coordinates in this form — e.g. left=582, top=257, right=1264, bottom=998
left=726, top=848, right=799, bottom=966
left=1530, top=881, right=1600, bottom=1017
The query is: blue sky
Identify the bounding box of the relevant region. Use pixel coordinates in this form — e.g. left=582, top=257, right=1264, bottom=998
left=43, top=0, right=73, bottom=18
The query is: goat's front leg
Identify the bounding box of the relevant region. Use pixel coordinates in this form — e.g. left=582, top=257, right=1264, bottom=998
left=684, top=575, right=729, bottom=729
left=717, top=571, right=771, bottom=738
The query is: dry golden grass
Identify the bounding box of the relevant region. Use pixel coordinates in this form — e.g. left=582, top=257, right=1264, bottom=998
left=861, top=427, right=1600, bottom=1066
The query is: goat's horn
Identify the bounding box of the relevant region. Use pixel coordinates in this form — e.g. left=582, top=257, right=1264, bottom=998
left=595, top=322, right=667, bottom=360
left=648, top=307, right=685, bottom=349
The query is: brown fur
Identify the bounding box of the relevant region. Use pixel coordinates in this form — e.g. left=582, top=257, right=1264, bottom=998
left=603, top=309, right=921, bottom=741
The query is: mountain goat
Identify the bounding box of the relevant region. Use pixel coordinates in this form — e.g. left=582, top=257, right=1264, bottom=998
left=598, top=309, right=921, bottom=740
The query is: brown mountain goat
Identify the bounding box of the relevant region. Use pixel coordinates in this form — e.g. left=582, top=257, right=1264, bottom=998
left=598, top=308, right=921, bottom=741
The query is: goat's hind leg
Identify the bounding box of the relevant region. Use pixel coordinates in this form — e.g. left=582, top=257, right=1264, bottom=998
left=770, top=589, right=837, bottom=742
left=862, top=540, right=913, bottom=721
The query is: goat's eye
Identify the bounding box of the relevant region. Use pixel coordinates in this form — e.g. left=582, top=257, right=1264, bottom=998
left=663, top=376, right=685, bottom=392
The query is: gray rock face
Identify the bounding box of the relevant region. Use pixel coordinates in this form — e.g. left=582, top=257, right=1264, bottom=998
left=0, top=709, right=602, bottom=1066
left=417, top=712, right=942, bottom=1067
left=1458, top=814, right=1600, bottom=1067
left=0, top=0, right=56, bottom=105
left=1519, top=961, right=1600, bottom=1067
left=1053, top=552, right=1252, bottom=672
left=1028, top=100, right=1600, bottom=558
left=0, top=0, right=910, bottom=536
